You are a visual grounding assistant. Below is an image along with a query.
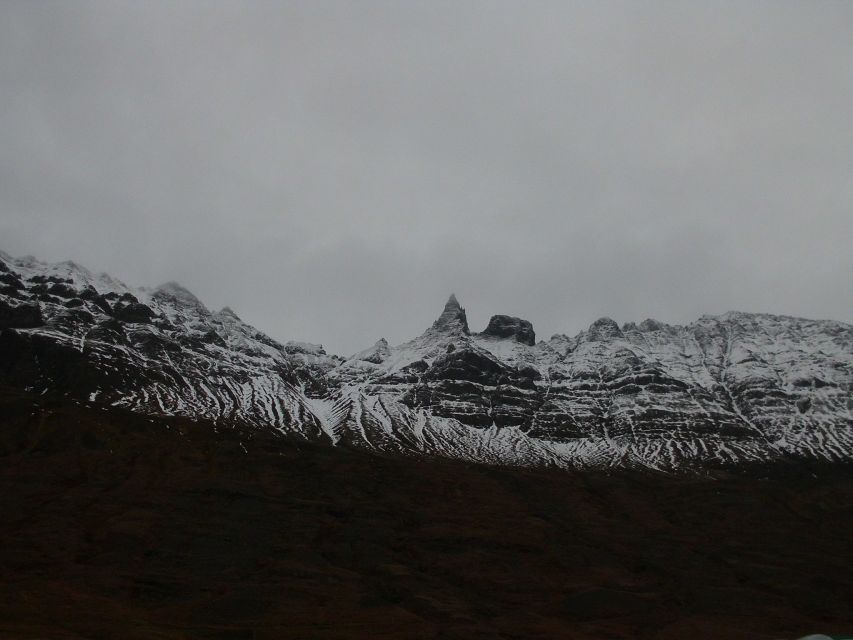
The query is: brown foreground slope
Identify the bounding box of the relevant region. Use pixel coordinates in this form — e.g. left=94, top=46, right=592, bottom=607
left=0, top=388, right=851, bottom=640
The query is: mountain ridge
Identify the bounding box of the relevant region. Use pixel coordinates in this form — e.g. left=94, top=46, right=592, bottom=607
left=0, top=251, right=850, bottom=472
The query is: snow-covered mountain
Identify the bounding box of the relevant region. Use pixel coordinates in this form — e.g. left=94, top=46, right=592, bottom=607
left=1, top=251, right=850, bottom=471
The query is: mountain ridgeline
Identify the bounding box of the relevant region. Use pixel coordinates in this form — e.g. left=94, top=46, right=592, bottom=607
left=0, top=251, right=850, bottom=471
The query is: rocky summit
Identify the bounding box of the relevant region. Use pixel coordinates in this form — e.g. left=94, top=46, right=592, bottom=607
left=0, top=251, right=851, bottom=472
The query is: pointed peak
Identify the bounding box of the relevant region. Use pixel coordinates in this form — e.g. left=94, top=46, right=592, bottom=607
left=431, top=293, right=469, bottom=335
left=351, top=337, right=392, bottom=364
left=153, top=281, right=209, bottom=313
left=218, top=306, right=241, bottom=321
left=154, top=281, right=193, bottom=296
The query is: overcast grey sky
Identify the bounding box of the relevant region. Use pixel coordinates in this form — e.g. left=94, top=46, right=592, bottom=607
left=1, top=1, right=851, bottom=354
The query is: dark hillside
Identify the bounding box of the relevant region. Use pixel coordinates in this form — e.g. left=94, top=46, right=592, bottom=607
left=1, top=388, right=851, bottom=639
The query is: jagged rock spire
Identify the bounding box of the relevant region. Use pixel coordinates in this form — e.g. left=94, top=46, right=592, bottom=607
left=430, top=293, right=469, bottom=335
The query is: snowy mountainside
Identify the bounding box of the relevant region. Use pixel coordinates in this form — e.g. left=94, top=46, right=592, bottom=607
left=319, top=296, right=851, bottom=468
left=0, top=251, right=850, bottom=471
left=0, top=253, right=329, bottom=441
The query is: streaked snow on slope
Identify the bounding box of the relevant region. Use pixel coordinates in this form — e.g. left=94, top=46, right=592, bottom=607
left=1, top=253, right=850, bottom=471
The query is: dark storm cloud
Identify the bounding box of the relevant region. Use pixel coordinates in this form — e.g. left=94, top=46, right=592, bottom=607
left=1, top=0, right=851, bottom=354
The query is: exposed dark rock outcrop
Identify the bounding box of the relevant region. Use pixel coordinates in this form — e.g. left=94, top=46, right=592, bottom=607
left=0, top=300, right=43, bottom=329
left=112, top=301, right=156, bottom=324
left=481, top=314, right=536, bottom=345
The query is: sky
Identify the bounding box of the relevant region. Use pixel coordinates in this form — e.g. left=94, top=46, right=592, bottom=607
left=1, top=1, right=851, bottom=355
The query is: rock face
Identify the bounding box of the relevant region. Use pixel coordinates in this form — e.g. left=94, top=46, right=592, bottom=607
left=481, top=314, right=535, bottom=345
left=1, top=251, right=851, bottom=472
left=0, top=299, right=43, bottom=329
left=585, top=317, right=623, bottom=341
